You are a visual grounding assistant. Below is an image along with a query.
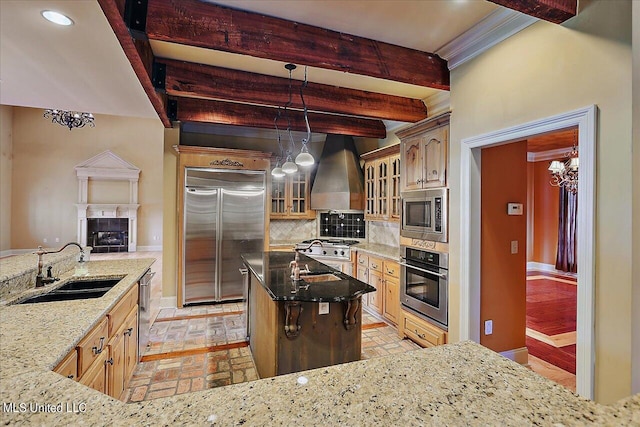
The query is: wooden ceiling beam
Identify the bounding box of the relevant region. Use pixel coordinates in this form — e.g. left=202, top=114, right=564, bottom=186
left=97, top=0, right=171, bottom=127
left=158, top=59, right=428, bottom=123
left=488, top=0, right=577, bottom=24
left=145, top=0, right=449, bottom=90
left=173, top=97, right=387, bottom=139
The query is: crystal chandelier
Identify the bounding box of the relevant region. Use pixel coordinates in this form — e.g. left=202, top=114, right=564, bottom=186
left=43, top=109, right=95, bottom=130
left=271, top=64, right=314, bottom=178
left=548, top=131, right=579, bottom=194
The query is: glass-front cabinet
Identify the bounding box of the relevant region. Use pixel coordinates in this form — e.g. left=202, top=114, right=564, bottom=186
left=361, top=144, right=400, bottom=222
left=270, top=169, right=316, bottom=219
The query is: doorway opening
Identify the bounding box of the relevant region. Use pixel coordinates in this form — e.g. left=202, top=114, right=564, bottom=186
left=459, top=105, right=597, bottom=399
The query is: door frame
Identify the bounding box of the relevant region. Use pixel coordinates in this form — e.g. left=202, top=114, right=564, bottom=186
left=459, top=105, right=597, bottom=399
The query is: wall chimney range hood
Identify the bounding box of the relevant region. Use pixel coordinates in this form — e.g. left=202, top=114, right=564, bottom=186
left=310, top=134, right=364, bottom=211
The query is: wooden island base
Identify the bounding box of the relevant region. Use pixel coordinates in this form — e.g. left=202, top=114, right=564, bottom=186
left=248, top=270, right=363, bottom=378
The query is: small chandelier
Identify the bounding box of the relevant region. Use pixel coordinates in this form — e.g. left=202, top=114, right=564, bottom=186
left=271, top=64, right=314, bottom=177
left=43, top=109, right=95, bottom=130
left=548, top=131, right=579, bottom=194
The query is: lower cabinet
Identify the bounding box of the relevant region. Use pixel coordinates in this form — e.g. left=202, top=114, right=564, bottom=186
left=399, top=308, right=447, bottom=348
left=354, top=252, right=400, bottom=325
left=52, top=284, right=139, bottom=400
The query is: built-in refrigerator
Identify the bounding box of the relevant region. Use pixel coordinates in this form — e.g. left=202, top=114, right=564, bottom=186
left=183, top=168, right=265, bottom=305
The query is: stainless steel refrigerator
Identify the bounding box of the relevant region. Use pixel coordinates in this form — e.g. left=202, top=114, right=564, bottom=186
left=183, top=168, right=265, bottom=305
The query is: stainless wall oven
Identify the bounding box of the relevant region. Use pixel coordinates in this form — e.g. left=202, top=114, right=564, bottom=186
left=401, top=188, right=447, bottom=242
left=400, top=246, right=448, bottom=330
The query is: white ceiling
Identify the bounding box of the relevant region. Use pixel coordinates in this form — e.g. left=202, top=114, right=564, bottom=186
left=0, top=0, right=501, bottom=122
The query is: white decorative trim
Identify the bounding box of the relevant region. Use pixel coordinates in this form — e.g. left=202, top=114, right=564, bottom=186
left=460, top=105, right=597, bottom=400
left=422, top=92, right=450, bottom=118
left=160, top=296, right=177, bottom=309
left=137, top=245, right=163, bottom=252
left=75, top=151, right=141, bottom=252
left=437, top=9, right=538, bottom=70
left=527, top=147, right=572, bottom=162
left=527, top=261, right=577, bottom=278
left=500, top=347, right=529, bottom=366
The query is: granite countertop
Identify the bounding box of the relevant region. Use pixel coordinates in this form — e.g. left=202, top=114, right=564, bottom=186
left=2, top=257, right=639, bottom=425
left=353, top=242, right=400, bottom=260
left=241, top=251, right=375, bottom=302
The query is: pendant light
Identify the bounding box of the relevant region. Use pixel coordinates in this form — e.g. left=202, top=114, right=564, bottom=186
left=295, top=66, right=314, bottom=167
left=271, top=108, right=286, bottom=178
left=282, top=154, right=298, bottom=174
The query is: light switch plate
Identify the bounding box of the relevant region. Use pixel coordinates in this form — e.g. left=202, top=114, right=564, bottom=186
left=319, top=302, right=329, bottom=315
left=485, top=320, right=493, bottom=335
left=507, top=203, right=523, bottom=215
left=511, top=240, right=518, bottom=254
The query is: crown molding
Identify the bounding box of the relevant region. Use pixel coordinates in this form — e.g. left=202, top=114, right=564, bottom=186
left=437, top=8, right=538, bottom=70
left=527, top=147, right=572, bottom=162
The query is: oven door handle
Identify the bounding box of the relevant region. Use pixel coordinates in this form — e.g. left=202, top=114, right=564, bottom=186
left=399, top=262, right=447, bottom=278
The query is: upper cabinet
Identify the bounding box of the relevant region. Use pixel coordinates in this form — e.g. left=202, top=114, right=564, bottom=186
left=397, top=113, right=450, bottom=192
left=361, top=144, right=401, bottom=222
left=271, top=169, right=316, bottom=220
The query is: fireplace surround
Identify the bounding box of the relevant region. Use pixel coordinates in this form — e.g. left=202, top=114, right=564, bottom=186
left=75, top=150, right=140, bottom=252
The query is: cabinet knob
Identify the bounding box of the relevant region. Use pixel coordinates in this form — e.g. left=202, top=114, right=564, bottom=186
left=106, top=358, right=114, bottom=366
left=124, top=327, right=133, bottom=336
left=67, top=375, right=74, bottom=379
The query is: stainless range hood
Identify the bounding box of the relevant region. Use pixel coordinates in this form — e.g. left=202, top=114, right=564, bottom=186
left=310, top=134, right=364, bottom=211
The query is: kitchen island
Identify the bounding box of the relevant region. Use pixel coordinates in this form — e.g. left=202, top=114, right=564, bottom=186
left=241, top=251, right=375, bottom=378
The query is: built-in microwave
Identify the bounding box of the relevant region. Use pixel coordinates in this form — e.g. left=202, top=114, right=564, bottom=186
left=401, top=188, right=447, bottom=242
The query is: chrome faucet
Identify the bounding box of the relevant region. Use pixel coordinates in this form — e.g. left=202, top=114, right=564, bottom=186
left=34, top=242, right=85, bottom=288
left=290, top=240, right=323, bottom=280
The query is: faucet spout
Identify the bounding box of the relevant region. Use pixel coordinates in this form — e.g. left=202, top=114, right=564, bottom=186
left=34, top=242, right=85, bottom=288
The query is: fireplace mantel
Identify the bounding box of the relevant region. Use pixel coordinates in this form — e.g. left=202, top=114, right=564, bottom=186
left=75, top=151, right=140, bottom=252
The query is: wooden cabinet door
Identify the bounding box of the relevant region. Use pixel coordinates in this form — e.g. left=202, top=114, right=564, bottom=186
left=54, top=350, right=78, bottom=381
left=79, top=350, right=109, bottom=395
left=401, top=136, right=422, bottom=191
left=271, top=177, right=287, bottom=217
left=108, top=329, right=126, bottom=399
left=364, top=161, right=376, bottom=219
left=375, top=158, right=389, bottom=219
left=389, top=154, right=401, bottom=220
left=124, top=306, right=139, bottom=382
left=421, top=125, right=448, bottom=188
left=356, top=264, right=369, bottom=306
left=288, top=170, right=307, bottom=217
left=383, top=277, right=399, bottom=325
left=368, top=269, right=384, bottom=315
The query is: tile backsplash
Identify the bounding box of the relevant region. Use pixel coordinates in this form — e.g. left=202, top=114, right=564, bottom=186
left=368, top=221, right=400, bottom=247
left=319, top=212, right=366, bottom=239
left=270, top=219, right=317, bottom=243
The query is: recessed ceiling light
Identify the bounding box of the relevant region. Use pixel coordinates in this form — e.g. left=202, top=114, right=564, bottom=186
left=41, top=10, right=74, bottom=26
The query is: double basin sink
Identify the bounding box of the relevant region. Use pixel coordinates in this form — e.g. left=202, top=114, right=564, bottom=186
left=18, top=277, right=124, bottom=304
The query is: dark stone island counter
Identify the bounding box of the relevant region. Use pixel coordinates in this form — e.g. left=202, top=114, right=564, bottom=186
left=241, top=251, right=374, bottom=378
left=241, top=251, right=374, bottom=302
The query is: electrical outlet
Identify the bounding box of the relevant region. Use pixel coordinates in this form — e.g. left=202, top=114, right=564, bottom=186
left=485, top=320, right=493, bottom=335
left=511, top=240, right=518, bottom=254
left=319, top=302, right=329, bottom=315
left=55, top=237, right=60, bottom=243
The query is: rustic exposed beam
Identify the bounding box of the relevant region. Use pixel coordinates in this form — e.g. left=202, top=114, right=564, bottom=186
left=145, top=0, right=449, bottom=90
left=158, top=59, right=428, bottom=123
left=488, top=0, right=576, bottom=24
left=98, top=0, right=171, bottom=127
left=173, top=97, right=387, bottom=139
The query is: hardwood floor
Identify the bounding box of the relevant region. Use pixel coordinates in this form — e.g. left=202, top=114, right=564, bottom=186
left=526, top=271, right=577, bottom=389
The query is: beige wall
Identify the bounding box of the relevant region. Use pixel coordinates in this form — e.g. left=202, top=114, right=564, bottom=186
left=449, top=0, right=632, bottom=403
left=632, top=0, right=640, bottom=395
left=0, top=105, right=13, bottom=252
left=10, top=107, right=164, bottom=250
left=163, top=128, right=179, bottom=299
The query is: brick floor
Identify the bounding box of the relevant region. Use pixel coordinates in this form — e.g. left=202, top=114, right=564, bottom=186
left=123, top=303, right=420, bottom=403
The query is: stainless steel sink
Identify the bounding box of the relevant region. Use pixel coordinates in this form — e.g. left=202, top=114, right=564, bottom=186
left=17, top=277, right=123, bottom=304
left=300, top=273, right=342, bottom=283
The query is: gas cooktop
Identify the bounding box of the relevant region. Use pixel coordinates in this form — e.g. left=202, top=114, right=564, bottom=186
left=299, top=239, right=360, bottom=246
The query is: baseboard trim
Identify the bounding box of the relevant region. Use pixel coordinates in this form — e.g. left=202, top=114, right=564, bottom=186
left=527, top=262, right=577, bottom=278
left=137, top=245, right=162, bottom=252
left=500, top=347, right=529, bottom=366
left=160, top=296, right=177, bottom=309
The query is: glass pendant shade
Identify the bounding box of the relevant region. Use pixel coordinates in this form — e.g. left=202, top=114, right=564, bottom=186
left=295, top=146, right=314, bottom=166
left=271, top=166, right=285, bottom=178
left=282, top=155, right=298, bottom=174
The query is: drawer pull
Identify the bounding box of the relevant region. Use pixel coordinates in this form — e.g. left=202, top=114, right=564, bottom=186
left=92, top=337, right=105, bottom=355
left=124, top=327, right=133, bottom=336
left=67, top=375, right=74, bottom=379
left=415, top=329, right=426, bottom=340
left=106, top=358, right=114, bottom=366
left=387, top=269, right=395, bottom=275
left=371, top=263, right=378, bottom=269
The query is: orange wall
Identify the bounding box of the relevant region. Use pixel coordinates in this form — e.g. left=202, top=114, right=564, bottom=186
left=530, top=160, right=560, bottom=265
left=480, top=141, right=527, bottom=352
